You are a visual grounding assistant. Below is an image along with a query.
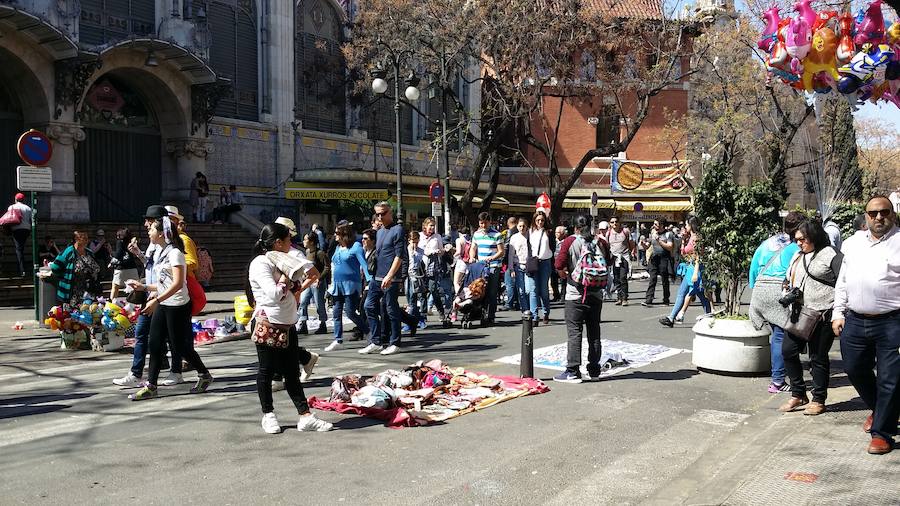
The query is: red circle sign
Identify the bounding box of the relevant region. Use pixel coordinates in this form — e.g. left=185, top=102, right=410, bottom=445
left=429, top=182, right=444, bottom=202
left=17, top=130, right=53, bottom=167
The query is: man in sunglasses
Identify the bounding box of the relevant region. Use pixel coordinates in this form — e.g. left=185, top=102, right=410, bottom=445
left=833, top=195, right=900, bottom=455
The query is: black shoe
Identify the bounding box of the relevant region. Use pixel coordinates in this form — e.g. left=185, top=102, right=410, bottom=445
left=315, top=325, right=329, bottom=335
left=297, top=323, right=308, bottom=335
left=350, top=328, right=364, bottom=341
left=659, top=316, right=674, bottom=328
left=663, top=301, right=671, bottom=306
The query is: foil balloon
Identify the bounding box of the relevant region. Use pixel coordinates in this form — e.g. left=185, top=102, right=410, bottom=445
left=759, top=5, right=782, bottom=51
left=786, top=16, right=813, bottom=74
left=802, top=27, right=840, bottom=91
left=812, top=10, right=837, bottom=31
left=854, top=0, right=886, bottom=46
left=838, top=43, right=895, bottom=94
left=836, top=12, right=857, bottom=65
left=793, top=0, right=818, bottom=30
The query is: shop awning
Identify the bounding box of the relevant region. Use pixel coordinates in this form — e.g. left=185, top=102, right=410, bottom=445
left=615, top=200, right=693, bottom=212
left=101, top=38, right=218, bottom=84
left=563, top=198, right=616, bottom=209
left=453, top=195, right=509, bottom=210
left=0, top=6, right=83, bottom=59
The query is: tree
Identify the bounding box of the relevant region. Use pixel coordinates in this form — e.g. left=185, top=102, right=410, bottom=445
left=855, top=116, right=900, bottom=193
left=694, top=161, right=783, bottom=316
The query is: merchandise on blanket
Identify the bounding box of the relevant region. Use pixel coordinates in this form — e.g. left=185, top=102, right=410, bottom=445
left=329, top=374, right=366, bottom=403
left=233, top=295, right=253, bottom=325
left=202, top=318, right=219, bottom=331
left=192, top=319, right=203, bottom=333
left=351, top=385, right=396, bottom=409
left=194, top=330, right=213, bottom=344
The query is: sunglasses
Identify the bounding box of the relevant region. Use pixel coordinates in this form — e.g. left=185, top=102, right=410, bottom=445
left=794, top=235, right=808, bottom=243
left=866, top=208, right=892, bottom=219
left=375, top=211, right=388, bottom=217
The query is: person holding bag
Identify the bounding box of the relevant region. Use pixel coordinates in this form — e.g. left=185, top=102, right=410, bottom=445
left=247, top=223, right=332, bottom=434
left=525, top=211, right=554, bottom=325
left=507, top=217, right=530, bottom=318
left=779, top=220, right=843, bottom=415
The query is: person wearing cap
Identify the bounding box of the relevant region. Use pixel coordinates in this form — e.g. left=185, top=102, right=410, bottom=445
left=5, top=193, right=33, bottom=277
left=165, top=206, right=198, bottom=277
left=275, top=217, right=305, bottom=259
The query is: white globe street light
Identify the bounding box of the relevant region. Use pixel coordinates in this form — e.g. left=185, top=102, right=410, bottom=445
left=404, top=85, right=420, bottom=101
left=372, top=77, right=388, bottom=95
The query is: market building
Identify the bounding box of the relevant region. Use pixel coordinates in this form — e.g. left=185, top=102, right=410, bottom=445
left=0, top=0, right=481, bottom=228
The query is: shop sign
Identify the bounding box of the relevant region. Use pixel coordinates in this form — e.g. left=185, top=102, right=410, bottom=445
left=611, top=160, right=688, bottom=194
left=285, top=186, right=389, bottom=200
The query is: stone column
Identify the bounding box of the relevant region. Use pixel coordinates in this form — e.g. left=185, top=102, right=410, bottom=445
left=43, top=121, right=90, bottom=222
left=268, top=0, right=297, bottom=182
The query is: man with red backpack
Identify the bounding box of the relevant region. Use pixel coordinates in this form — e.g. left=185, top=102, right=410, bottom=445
left=554, top=216, right=611, bottom=383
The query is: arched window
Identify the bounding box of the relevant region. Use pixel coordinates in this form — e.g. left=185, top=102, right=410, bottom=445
left=79, top=0, right=155, bottom=46
left=206, top=0, right=259, bottom=121
left=295, top=0, right=346, bottom=134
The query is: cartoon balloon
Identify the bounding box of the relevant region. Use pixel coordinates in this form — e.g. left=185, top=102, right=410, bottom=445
left=793, top=0, right=818, bottom=30
left=836, top=12, right=857, bottom=65
left=786, top=17, right=813, bottom=74
left=802, top=27, right=841, bottom=91
left=854, top=0, right=886, bottom=46
left=837, top=44, right=895, bottom=94
left=759, top=5, right=782, bottom=51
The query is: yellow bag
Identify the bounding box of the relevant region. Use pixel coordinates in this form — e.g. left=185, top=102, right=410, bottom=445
left=234, top=295, right=253, bottom=325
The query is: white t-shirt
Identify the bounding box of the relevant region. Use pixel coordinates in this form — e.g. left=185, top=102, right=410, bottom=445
left=528, top=228, right=553, bottom=260
left=9, top=202, right=32, bottom=231
left=153, top=246, right=190, bottom=307
left=249, top=255, right=310, bottom=325
left=508, top=233, right=529, bottom=268
left=889, top=191, right=900, bottom=213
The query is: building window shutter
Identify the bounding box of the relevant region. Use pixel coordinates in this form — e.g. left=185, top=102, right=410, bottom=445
left=208, top=0, right=259, bottom=121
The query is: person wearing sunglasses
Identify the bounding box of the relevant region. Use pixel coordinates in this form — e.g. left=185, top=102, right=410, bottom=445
left=833, top=195, right=900, bottom=455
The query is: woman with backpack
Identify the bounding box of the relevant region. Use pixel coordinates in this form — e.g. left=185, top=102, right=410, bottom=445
left=525, top=211, right=554, bottom=325
left=323, top=223, right=371, bottom=352
left=553, top=216, right=611, bottom=384
left=247, top=223, right=332, bottom=433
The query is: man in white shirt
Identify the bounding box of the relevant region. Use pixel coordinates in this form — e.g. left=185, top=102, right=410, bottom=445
left=832, top=195, right=900, bottom=455
left=7, top=193, right=33, bottom=277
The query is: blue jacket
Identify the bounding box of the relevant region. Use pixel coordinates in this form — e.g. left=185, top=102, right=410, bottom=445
left=329, top=242, right=371, bottom=295
left=748, top=233, right=799, bottom=288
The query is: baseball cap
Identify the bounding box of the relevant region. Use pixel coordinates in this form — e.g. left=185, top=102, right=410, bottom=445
left=598, top=221, right=610, bottom=230
left=275, top=217, right=298, bottom=237
left=164, top=205, right=184, bottom=221
left=14, top=192, right=25, bottom=202
left=144, top=205, right=167, bottom=219
left=96, top=229, right=105, bottom=236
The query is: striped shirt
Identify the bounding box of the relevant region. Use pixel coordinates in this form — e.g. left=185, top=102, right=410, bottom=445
left=472, top=228, right=502, bottom=268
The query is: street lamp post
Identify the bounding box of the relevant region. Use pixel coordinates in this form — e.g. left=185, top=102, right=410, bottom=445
left=371, top=44, right=419, bottom=224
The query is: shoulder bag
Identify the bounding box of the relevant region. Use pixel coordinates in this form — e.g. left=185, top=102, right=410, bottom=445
left=525, top=231, right=540, bottom=275
left=783, top=252, right=824, bottom=341
left=251, top=313, right=290, bottom=348
left=0, top=206, right=22, bottom=226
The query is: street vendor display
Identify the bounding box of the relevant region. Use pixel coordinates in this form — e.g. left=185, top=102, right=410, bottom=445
left=309, top=359, right=549, bottom=428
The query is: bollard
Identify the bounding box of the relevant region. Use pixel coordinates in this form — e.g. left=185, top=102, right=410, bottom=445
left=520, top=310, right=534, bottom=378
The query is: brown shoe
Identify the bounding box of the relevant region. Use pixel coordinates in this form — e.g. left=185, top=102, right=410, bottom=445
left=543, top=316, right=550, bottom=325
left=867, top=437, right=893, bottom=455
left=778, top=396, right=809, bottom=412
left=803, top=401, right=826, bottom=416
left=614, top=300, right=622, bottom=306
left=863, top=413, right=873, bottom=433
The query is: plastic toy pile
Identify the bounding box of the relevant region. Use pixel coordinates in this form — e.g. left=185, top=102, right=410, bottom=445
left=309, top=359, right=550, bottom=428
left=45, top=297, right=139, bottom=351
left=759, top=0, right=900, bottom=107
left=190, top=316, right=248, bottom=346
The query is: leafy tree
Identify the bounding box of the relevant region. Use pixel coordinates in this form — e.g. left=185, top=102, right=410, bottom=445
left=694, top=161, right=783, bottom=315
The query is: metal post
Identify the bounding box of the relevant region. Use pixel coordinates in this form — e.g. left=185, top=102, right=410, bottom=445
left=520, top=310, right=534, bottom=378
left=393, top=59, right=403, bottom=223
left=440, top=53, right=452, bottom=236
left=31, top=191, right=39, bottom=323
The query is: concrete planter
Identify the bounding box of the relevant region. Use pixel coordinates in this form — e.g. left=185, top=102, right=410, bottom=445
left=691, top=317, right=771, bottom=374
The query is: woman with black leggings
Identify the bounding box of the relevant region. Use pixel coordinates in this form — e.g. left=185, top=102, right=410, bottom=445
left=248, top=223, right=333, bottom=434
left=127, top=217, right=213, bottom=400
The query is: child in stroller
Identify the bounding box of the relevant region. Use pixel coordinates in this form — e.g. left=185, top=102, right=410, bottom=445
left=452, top=261, right=489, bottom=329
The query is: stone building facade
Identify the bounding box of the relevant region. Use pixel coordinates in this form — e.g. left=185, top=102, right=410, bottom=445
left=0, top=0, right=478, bottom=226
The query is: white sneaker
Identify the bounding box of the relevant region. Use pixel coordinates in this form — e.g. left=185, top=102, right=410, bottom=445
left=323, top=341, right=342, bottom=352
left=272, top=380, right=285, bottom=392
left=297, top=413, right=333, bottom=432
left=160, top=373, right=183, bottom=386
left=112, top=372, right=142, bottom=388
left=300, top=352, right=319, bottom=383
left=380, top=345, right=400, bottom=355
left=261, top=412, right=281, bottom=434
left=358, top=343, right=383, bottom=354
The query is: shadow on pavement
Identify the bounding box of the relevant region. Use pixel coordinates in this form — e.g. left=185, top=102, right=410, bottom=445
left=0, top=392, right=96, bottom=419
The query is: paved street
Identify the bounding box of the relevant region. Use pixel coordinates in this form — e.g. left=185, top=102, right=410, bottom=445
left=1, top=280, right=897, bottom=505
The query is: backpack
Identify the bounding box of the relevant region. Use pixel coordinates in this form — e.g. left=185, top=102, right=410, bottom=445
left=570, top=237, right=608, bottom=301
left=461, top=238, right=472, bottom=263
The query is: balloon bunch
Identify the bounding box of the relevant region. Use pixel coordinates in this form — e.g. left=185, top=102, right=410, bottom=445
left=97, top=301, right=139, bottom=335
left=44, top=306, right=90, bottom=333
left=759, top=0, right=900, bottom=107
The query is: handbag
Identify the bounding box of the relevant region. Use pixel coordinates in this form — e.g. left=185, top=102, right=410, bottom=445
left=186, top=274, right=207, bottom=316
left=251, top=315, right=290, bottom=348
left=0, top=207, right=22, bottom=226
left=126, top=289, right=148, bottom=305
left=525, top=231, right=540, bottom=275
left=782, top=253, right=824, bottom=341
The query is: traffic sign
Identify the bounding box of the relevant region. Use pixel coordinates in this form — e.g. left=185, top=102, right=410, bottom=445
left=431, top=201, right=442, bottom=218
left=633, top=202, right=644, bottom=212
left=429, top=181, right=444, bottom=202
left=17, top=130, right=53, bottom=167
left=591, top=191, right=599, bottom=206
left=16, top=166, right=53, bottom=192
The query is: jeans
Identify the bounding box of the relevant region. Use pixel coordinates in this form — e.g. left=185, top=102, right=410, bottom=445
left=504, top=266, right=519, bottom=309
left=147, top=302, right=208, bottom=386
left=365, top=280, right=405, bottom=347
left=439, top=276, right=453, bottom=310
left=257, top=326, right=309, bottom=414
left=564, top=294, right=603, bottom=376
left=510, top=266, right=528, bottom=314
left=406, top=277, right=421, bottom=320
left=193, top=196, right=208, bottom=223
left=840, top=311, right=900, bottom=442
left=525, top=258, right=551, bottom=321
left=484, top=267, right=501, bottom=321
left=12, top=228, right=29, bottom=275
left=783, top=321, right=835, bottom=403
left=771, top=324, right=786, bottom=384
left=550, top=268, right=561, bottom=300
left=645, top=253, right=671, bottom=304
left=298, top=282, right=327, bottom=323
left=668, top=265, right=711, bottom=320
left=131, top=314, right=150, bottom=377
left=418, top=275, right=447, bottom=320
left=611, top=257, right=629, bottom=301
left=332, top=292, right=368, bottom=342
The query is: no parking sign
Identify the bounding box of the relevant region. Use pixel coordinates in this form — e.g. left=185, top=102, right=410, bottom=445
left=17, top=129, right=53, bottom=167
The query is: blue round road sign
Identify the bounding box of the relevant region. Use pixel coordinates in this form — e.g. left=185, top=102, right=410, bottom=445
left=429, top=182, right=444, bottom=202
left=17, top=130, right=53, bottom=167
left=634, top=202, right=644, bottom=212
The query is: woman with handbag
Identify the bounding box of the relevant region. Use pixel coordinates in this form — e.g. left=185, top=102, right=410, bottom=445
left=44, top=230, right=101, bottom=305
left=127, top=217, right=213, bottom=401
left=323, top=223, right=372, bottom=352
left=779, top=220, right=843, bottom=415
left=506, top=217, right=531, bottom=320
left=418, top=218, right=449, bottom=327
left=525, top=212, right=554, bottom=325
left=247, top=223, right=332, bottom=433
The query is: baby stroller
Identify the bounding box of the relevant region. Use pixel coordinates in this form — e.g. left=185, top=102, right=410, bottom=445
left=453, top=262, right=489, bottom=329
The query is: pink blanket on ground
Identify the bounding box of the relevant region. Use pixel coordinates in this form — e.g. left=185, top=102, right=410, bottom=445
left=309, top=375, right=549, bottom=429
